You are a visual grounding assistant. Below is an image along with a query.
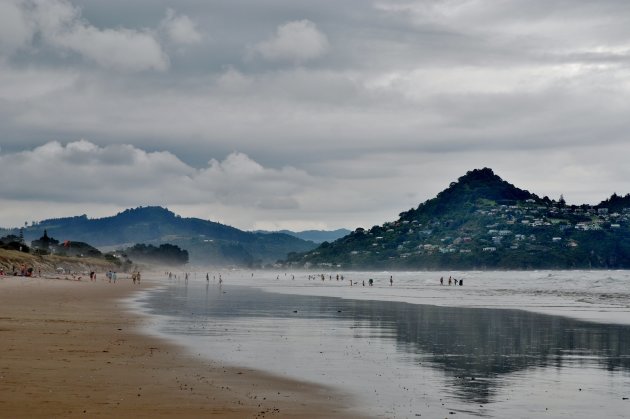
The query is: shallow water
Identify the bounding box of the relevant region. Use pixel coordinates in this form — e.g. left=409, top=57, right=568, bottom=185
left=133, top=271, right=630, bottom=418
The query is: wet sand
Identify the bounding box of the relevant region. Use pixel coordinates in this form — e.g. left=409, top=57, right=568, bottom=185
left=137, top=273, right=630, bottom=418
left=0, top=275, right=358, bottom=418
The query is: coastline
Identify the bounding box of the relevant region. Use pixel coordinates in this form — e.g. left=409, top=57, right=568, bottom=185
left=0, top=275, right=360, bottom=418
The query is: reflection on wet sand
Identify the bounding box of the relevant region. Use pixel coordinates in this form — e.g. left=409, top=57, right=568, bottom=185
left=144, top=282, right=630, bottom=407
left=350, top=300, right=630, bottom=403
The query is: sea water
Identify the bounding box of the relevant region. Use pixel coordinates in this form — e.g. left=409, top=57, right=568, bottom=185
left=132, top=271, right=630, bottom=418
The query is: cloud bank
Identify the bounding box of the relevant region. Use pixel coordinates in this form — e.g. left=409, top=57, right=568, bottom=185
left=2, top=0, right=630, bottom=230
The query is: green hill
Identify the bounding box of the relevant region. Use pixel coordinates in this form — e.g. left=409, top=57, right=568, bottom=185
left=0, top=207, right=317, bottom=267
left=284, top=168, right=630, bottom=270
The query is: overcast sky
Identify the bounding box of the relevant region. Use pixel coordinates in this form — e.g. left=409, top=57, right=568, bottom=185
left=2, top=0, right=630, bottom=231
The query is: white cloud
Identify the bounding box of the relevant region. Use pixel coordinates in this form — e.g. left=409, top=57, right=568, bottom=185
left=0, top=140, right=312, bottom=212
left=196, top=152, right=312, bottom=208
left=252, top=20, right=329, bottom=63
left=33, top=0, right=169, bottom=72
left=51, top=25, right=169, bottom=72
left=160, top=8, right=203, bottom=45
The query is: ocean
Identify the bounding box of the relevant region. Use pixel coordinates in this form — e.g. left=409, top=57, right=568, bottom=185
left=131, top=270, right=630, bottom=418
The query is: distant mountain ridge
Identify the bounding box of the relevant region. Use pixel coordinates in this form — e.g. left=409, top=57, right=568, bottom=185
left=285, top=168, right=630, bottom=270
left=257, top=228, right=351, bottom=243
left=0, top=206, right=317, bottom=267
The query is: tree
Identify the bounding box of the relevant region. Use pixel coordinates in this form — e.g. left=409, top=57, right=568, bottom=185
left=558, top=194, right=566, bottom=208
left=125, top=243, right=189, bottom=266
left=31, top=230, right=59, bottom=251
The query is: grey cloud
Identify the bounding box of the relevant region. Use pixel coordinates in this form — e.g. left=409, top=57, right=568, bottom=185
left=249, top=20, right=329, bottom=63
left=160, top=8, right=203, bottom=46
left=2, top=0, right=630, bottom=229
left=2, top=0, right=169, bottom=71
left=0, top=0, right=33, bottom=53
left=257, top=196, right=300, bottom=210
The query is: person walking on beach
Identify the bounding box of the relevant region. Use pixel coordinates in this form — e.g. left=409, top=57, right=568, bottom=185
left=390, top=275, right=393, bottom=286
left=206, top=273, right=209, bottom=282
left=440, top=276, right=444, bottom=285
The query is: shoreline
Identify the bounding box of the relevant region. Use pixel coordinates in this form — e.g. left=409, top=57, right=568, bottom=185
left=0, top=275, right=361, bottom=418
left=243, top=269, right=630, bottom=326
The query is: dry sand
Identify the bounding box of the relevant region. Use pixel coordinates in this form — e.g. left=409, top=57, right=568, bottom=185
left=0, top=275, right=361, bottom=418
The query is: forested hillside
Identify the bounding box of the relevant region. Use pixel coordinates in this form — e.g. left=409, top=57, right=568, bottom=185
left=285, top=168, right=630, bottom=270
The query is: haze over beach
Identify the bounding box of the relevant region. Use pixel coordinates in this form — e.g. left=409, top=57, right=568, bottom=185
left=2, top=0, right=630, bottom=231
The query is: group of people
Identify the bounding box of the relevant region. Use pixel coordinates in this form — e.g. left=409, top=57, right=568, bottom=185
left=166, top=271, right=223, bottom=284
left=131, top=271, right=141, bottom=284
left=440, top=276, right=463, bottom=286
left=308, top=274, right=346, bottom=281
left=303, top=273, right=395, bottom=287
left=0, top=266, right=143, bottom=284
left=0, top=264, right=35, bottom=277
left=160, top=270, right=469, bottom=289
left=105, top=270, right=118, bottom=283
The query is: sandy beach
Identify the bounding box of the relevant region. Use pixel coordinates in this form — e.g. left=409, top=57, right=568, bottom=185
left=0, top=275, right=358, bottom=418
